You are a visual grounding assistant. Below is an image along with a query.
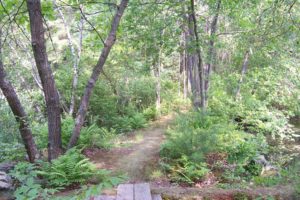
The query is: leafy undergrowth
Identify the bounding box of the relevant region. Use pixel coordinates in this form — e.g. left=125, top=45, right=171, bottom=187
left=8, top=148, right=126, bottom=200
left=160, top=86, right=300, bottom=198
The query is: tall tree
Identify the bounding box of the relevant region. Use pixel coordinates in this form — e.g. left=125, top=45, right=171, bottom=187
left=190, top=0, right=205, bottom=109
left=204, top=0, right=221, bottom=106
left=27, top=0, right=62, bottom=161
left=0, top=30, right=38, bottom=163
left=68, top=0, right=129, bottom=148
left=179, top=30, right=188, bottom=99
left=185, top=0, right=205, bottom=109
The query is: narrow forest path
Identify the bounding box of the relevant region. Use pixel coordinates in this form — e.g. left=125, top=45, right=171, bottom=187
left=84, top=114, right=174, bottom=182
left=82, top=114, right=299, bottom=199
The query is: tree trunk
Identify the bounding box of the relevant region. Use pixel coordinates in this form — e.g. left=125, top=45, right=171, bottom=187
left=53, top=0, right=83, bottom=116
left=0, top=31, right=38, bottom=163
left=183, top=62, right=188, bottom=99
left=68, top=0, right=129, bottom=149
left=154, top=56, right=161, bottom=115
left=188, top=0, right=205, bottom=110
left=183, top=26, right=192, bottom=97
left=182, top=11, right=197, bottom=104
left=235, top=50, right=250, bottom=100
left=180, top=31, right=188, bottom=99
left=27, top=0, right=62, bottom=161
left=204, top=0, right=221, bottom=107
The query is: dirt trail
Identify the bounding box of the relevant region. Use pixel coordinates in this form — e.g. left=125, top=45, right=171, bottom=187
left=84, top=114, right=299, bottom=199
left=75, top=114, right=299, bottom=199
left=85, top=114, right=173, bottom=182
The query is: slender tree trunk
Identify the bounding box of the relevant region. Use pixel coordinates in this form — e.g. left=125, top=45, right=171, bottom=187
left=27, top=0, right=62, bottom=161
left=183, top=62, right=188, bottom=99
left=235, top=50, right=250, bottom=100
left=68, top=0, right=129, bottom=148
left=53, top=0, right=83, bottom=115
left=179, top=48, right=185, bottom=97
left=183, top=26, right=192, bottom=96
left=0, top=31, right=38, bottom=163
left=189, top=0, right=205, bottom=109
left=154, top=55, right=161, bottom=115
left=53, top=0, right=83, bottom=116
left=180, top=31, right=188, bottom=99
left=204, top=0, right=221, bottom=107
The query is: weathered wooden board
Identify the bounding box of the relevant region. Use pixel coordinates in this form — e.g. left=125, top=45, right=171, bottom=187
left=97, top=183, right=158, bottom=200
left=92, top=195, right=116, bottom=200
left=151, top=194, right=162, bottom=200
left=116, top=184, right=134, bottom=200
left=134, top=183, right=152, bottom=200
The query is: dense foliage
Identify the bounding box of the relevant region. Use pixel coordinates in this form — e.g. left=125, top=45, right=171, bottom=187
left=0, top=0, right=299, bottom=199
left=8, top=149, right=125, bottom=199
left=160, top=56, right=300, bottom=189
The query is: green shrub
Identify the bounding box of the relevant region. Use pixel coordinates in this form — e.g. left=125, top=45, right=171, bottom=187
left=162, top=156, right=210, bottom=184
left=61, top=116, right=75, bottom=147
left=130, top=113, right=147, bottom=129
left=79, top=124, right=116, bottom=149
left=226, top=133, right=268, bottom=165
left=9, top=156, right=126, bottom=199
left=161, top=111, right=247, bottom=163
left=236, top=104, right=289, bottom=138
left=38, top=148, right=99, bottom=188
left=112, top=112, right=148, bottom=133
left=253, top=176, right=281, bottom=187
left=0, top=143, right=25, bottom=162
left=32, top=116, right=75, bottom=149
left=112, top=116, right=133, bottom=133
left=283, top=161, right=300, bottom=195
left=143, top=106, right=157, bottom=121
left=9, top=162, right=57, bottom=200
left=160, top=110, right=269, bottom=183
left=0, top=101, right=20, bottom=144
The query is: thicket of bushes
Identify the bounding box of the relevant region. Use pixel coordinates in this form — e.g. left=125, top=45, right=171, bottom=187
left=160, top=66, right=300, bottom=188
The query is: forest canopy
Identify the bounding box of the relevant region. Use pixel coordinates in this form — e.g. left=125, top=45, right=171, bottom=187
left=0, top=0, right=299, bottom=199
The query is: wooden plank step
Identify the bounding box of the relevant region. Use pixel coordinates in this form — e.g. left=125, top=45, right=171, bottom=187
left=92, top=195, right=116, bottom=200
left=134, top=183, right=152, bottom=200
left=151, top=194, right=162, bottom=200
left=116, top=184, right=134, bottom=200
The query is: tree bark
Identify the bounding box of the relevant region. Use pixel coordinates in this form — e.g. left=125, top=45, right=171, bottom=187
left=180, top=31, right=188, bottom=99
left=182, top=23, right=193, bottom=96
left=27, top=0, right=62, bottom=161
left=184, top=11, right=198, bottom=105
left=68, top=0, right=129, bottom=148
left=0, top=31, right=38, bottom=163
left=204, top=0, right=221, bottom=107
left=235, top=50, right=250, bottom=100
left=188, top=0, right=205, bottom=110
left=154, top=56, right=161, bottom=115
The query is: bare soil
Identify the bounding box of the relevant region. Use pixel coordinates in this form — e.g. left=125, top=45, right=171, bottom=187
left=85, top=114, right=174, bottom=182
